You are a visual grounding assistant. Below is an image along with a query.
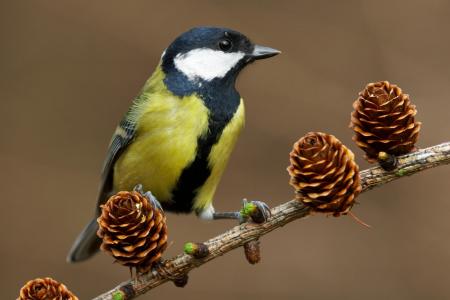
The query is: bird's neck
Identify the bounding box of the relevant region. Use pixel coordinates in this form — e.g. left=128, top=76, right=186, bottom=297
left=163, top=64, right=239, bottom=99
left=144, top=64, right=241, bottom=124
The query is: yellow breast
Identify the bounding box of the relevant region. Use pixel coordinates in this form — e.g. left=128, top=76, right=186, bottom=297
left=113, top=66, right=245, bottom=212
left=113, top=90, right=210, bottom=201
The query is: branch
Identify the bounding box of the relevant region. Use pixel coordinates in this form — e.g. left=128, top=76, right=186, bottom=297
left=92, top=142, right=450, bottom=300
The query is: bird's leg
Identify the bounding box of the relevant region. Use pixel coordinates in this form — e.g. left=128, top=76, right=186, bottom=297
left=239, top=199, right=271, bottom=224
left=197, top=203, right=241, bottom=221
left=144, top=191, right=163, bottom=212
left=133, top=184, right=145, bottom=194
left=133, top=184, right=164, bottom=212
left=209, top=199, right=271, bottom=224
left=212, top=211, right=242, bottom=221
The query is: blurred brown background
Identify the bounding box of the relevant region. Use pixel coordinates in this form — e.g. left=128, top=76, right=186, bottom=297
left=1, top=1, right=450, bottom=299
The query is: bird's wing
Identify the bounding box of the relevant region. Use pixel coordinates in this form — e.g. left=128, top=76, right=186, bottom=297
left=95, top=115, right=137, bottom=214
left=68, top=108, right=139, bottom=262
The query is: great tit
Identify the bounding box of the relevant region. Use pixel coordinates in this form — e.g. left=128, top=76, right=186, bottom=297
left=68, top=27, right=280, bottom=262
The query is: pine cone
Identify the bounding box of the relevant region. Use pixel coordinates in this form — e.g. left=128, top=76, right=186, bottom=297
left=350, top=81, right=421, bottom=162
left=18, top=277, right=78, bottom=300
left=288, top=132, right=361, bottom=216
left=97, top=191, right=168, bottom=273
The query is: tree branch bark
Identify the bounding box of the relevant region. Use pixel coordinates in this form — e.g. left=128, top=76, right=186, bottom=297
left=92, top=142, right=450, bottom=300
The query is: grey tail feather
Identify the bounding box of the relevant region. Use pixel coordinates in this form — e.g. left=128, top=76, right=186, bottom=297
left=67, top=218, right=102, bottom=263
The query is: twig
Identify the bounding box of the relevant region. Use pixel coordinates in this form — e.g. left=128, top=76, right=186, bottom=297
left=92, top=142, right=450, bottom=300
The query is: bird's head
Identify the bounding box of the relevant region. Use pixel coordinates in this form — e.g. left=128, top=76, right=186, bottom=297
left=161, top=27, right=280, bottom=91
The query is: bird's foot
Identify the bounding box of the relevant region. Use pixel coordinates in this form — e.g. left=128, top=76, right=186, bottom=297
left=213, top=199, right=271, bottom=224
left=133, top=184, right=164, bottom=212
left=240, top=199, right=271, bottom=224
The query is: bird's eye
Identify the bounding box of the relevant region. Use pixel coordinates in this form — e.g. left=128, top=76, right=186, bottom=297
left=218, top=39, right=232, bottom=52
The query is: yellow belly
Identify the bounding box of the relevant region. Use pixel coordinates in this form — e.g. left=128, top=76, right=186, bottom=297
left=113, top=89, right=245, bottom=211
left=113, top=91, right=209, bottom=201
left=193, top=100, right=245, bottom=211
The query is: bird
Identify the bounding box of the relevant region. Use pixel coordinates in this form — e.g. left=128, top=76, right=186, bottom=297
left=67, top=26, right=280, bottom=263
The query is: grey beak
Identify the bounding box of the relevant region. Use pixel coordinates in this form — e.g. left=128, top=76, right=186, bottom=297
left=251, top=45, right=281, bottom=60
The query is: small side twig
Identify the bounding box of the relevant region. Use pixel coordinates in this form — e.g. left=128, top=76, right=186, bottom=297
left=92, top=142, right=450, bottom=300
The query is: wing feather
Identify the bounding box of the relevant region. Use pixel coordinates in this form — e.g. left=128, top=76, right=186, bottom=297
left=95, top=117, right=137, bottom=213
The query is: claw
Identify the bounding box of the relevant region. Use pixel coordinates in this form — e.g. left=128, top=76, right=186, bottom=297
left=145, top=191, right=164, bottom=212
left=252, top=200, right=271, bottom=221
left=133, top=184, right=144, bottom=194
left=133, top=184, right=164, bottom=212
left=241, top=199, right=271, bottom=224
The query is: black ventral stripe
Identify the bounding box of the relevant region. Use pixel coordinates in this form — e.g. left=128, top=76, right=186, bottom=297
left=164, top=74, right=241, bottom=213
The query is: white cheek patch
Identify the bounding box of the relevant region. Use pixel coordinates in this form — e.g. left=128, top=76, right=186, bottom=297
left=174, top=48, right=245, bottom=81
